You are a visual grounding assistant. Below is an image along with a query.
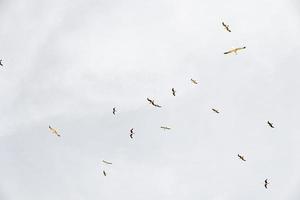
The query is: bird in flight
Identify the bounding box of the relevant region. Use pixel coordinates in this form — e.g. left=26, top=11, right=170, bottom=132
left=103, top=170, right=107, bottom=176
left=238, top=154, right=246, bottom=161
left=130, top=128, right=135, bottom=139
left=212, top=108, right=219, bottom=113
left=224, top=47, right=246, bottom=55
left=267, top=121, right=274, bottom=128
left=112, top=107, right=116, bottom=115
left=222, top=22, right=231, bottom=32
left=264, top=179, right=269, bottom=189
left=172, top=88, right=176, bottom=96
left=147, top=98, right=162, bottom=108
left=102, top=160, right=112, bottom=165
left=191, top=79, right=198, bottom=84
left=0, top=59, right=3, bottom=67
left=161, top=126, right=171, bottom=130
left=49, top=125, right=61, bottom=137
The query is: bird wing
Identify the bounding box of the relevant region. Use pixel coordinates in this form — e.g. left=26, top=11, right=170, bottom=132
left=103, top=160, right=112, bottom=165
left=224, top=49, right=234, bottom=54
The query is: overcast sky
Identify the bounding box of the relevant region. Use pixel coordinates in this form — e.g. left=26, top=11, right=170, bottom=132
left=0, top=0, right=300, bottom=199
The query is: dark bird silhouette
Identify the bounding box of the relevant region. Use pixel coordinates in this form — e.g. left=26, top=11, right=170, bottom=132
left=191, top=78, right=198, bottom=84
left=102, top=160, right=112, bottom=165
left=212, top=108, right=219, bottom=113
left=130, top=128, right=135, bottom=139
left=0, top=59, right=3, bottom=67
left=49, top=125, right=61, bottom=137
left=224, top=47, right=246, bottom=55
left=112, top=107, right=116, bottom=115
left=264, top=179, right=269, bottom=189
left=222, top=22, right=231, bottom=32
left=103, top=170, right=107, bottom=176
left=147, top=98, right=161, bottom=108
left=161, top=126, right=171, bottom=130
left=238, top=154, right=246, bottom=161
left=172, top=88, right=176, bottom=96
left=267, top=121, right=274, bottom=128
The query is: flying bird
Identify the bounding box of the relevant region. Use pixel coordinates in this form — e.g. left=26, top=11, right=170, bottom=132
left=238, top=154, right=246, bottom=161
left=161, top=126, right=171, bottom=130
left=264, top=179, right=269, bottom=189
left=102, top=160, right=112, bottom=165
left=172, top=88, right=176, bottom=96
left=222, top=22, right=231, bottom=32
left=112, top=107, right=116, bottom=115
left=191, top=79, right=198, bottom=84
left=267, top=121, right=274, bottom=128
left=49, top=125, right=60, bottom=137
left=130, top=128, right=135, bottom=139
left=212, top=108, right=219, bottom=113
left=224, top=47, right=246, bottom=55
left=147, top=98, right=161, bottom=108
left=103, top=170, right=107, bottom=176
left=0, top=59, right=3, bottom=66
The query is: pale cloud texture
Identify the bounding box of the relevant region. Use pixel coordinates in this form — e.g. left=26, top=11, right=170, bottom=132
left=0, top=0, right=300, bottom=199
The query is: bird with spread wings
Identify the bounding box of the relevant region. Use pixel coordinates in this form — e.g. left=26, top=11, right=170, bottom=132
left=224, top=47, right=246, bottom=55
left=264, top=179, right=269, bottom=189
left=191, top=79, right=198, bottom=84
left=222, top=22, right=231, bottom=32
left=172, top=88, right=176, bottom=96
left=238, top=154, right=246, bottom=161
left=147, top=98, right=162, bottom=108
left=49, top=125, right=61, bottom=137
left=212, top=108, right=219, bottom=113
left=161, top=126, right=171, bottom=130
left=267, top=121, right=274, bottom=128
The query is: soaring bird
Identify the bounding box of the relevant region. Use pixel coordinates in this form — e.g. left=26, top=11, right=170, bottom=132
left=172, top=88, right=176, bottom=96
left=103, top=170, right=107, bottom=176
left=264, top=179, right=269, bottom=189
left=102, top=160, right=112, bottom=165
left=49, top=125, right=60, bottom=137
left=238, top=154, right=246, bottom=161
left=212, top=108, right=219, bottom=113
left=161, top=126, right=171, bottom=130
left=267, top=121, right=274, bottom=128
left=130, top=128, right=135, bottom=139
left=147, top=98, right=161, bottom=108
left=224, top=47, right=246, bottom=55
left=191, top=79, right=198, bottom=84
left=222, top=22, right=231, bottom=32
left=0, top=59, right=3, bottom=66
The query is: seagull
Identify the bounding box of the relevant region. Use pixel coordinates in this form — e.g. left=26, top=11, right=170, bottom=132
left=147, top=98, right=161, bottom=108
left=49, top=125, right=60, bottom=137
left=102, top=160, right=112, bottom=165
left=212, top=108, right=219, bottom=113
left=264, top=179, right=269, bottom=189
left=0, top=59, right=3, bottom=67
left=161, top=126, right=171, bottom=130
left=191, top=79, right=198, bottom=84
left=172, top=88, right=176, bottom=96
left=130, top=128, right=135, bottom=139
left=238, top=154, right=246, bottom=161
left=222, top=22, right=231, bottom=32
left=224, top=47, right=246, bottom=55
left=112, top=107, right=116, bottom=115
left=103, top=170, right=107, bottom=176
left=267, top=121, right=274, bottom=128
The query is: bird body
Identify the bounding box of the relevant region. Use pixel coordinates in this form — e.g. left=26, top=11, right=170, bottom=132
left=103, top=170, right=107, bottom=176
left=224, top=47, right=246, bottom=55
left=172, top=88, right=176, bottom=96
left=161, top=126, right=171, bottom=130
left=212, top=108, right=219, bottom=113
left=191, top=79, right=198, bottom=84
left=49, top=125, right=60, bottom=137
left=267, top=121, right=274, bottom=128
left=264, top=179, right=269, bottom=189
left=222, top=22, right=231, bottom=32
left=238, top=154, right=246, bottom=161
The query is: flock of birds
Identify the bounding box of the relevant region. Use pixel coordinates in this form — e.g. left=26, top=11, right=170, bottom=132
left=42, top=21, right=274, bottom=190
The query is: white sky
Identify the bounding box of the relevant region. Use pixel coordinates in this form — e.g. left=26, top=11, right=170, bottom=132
left=0, top=0, right=300, bottom=199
